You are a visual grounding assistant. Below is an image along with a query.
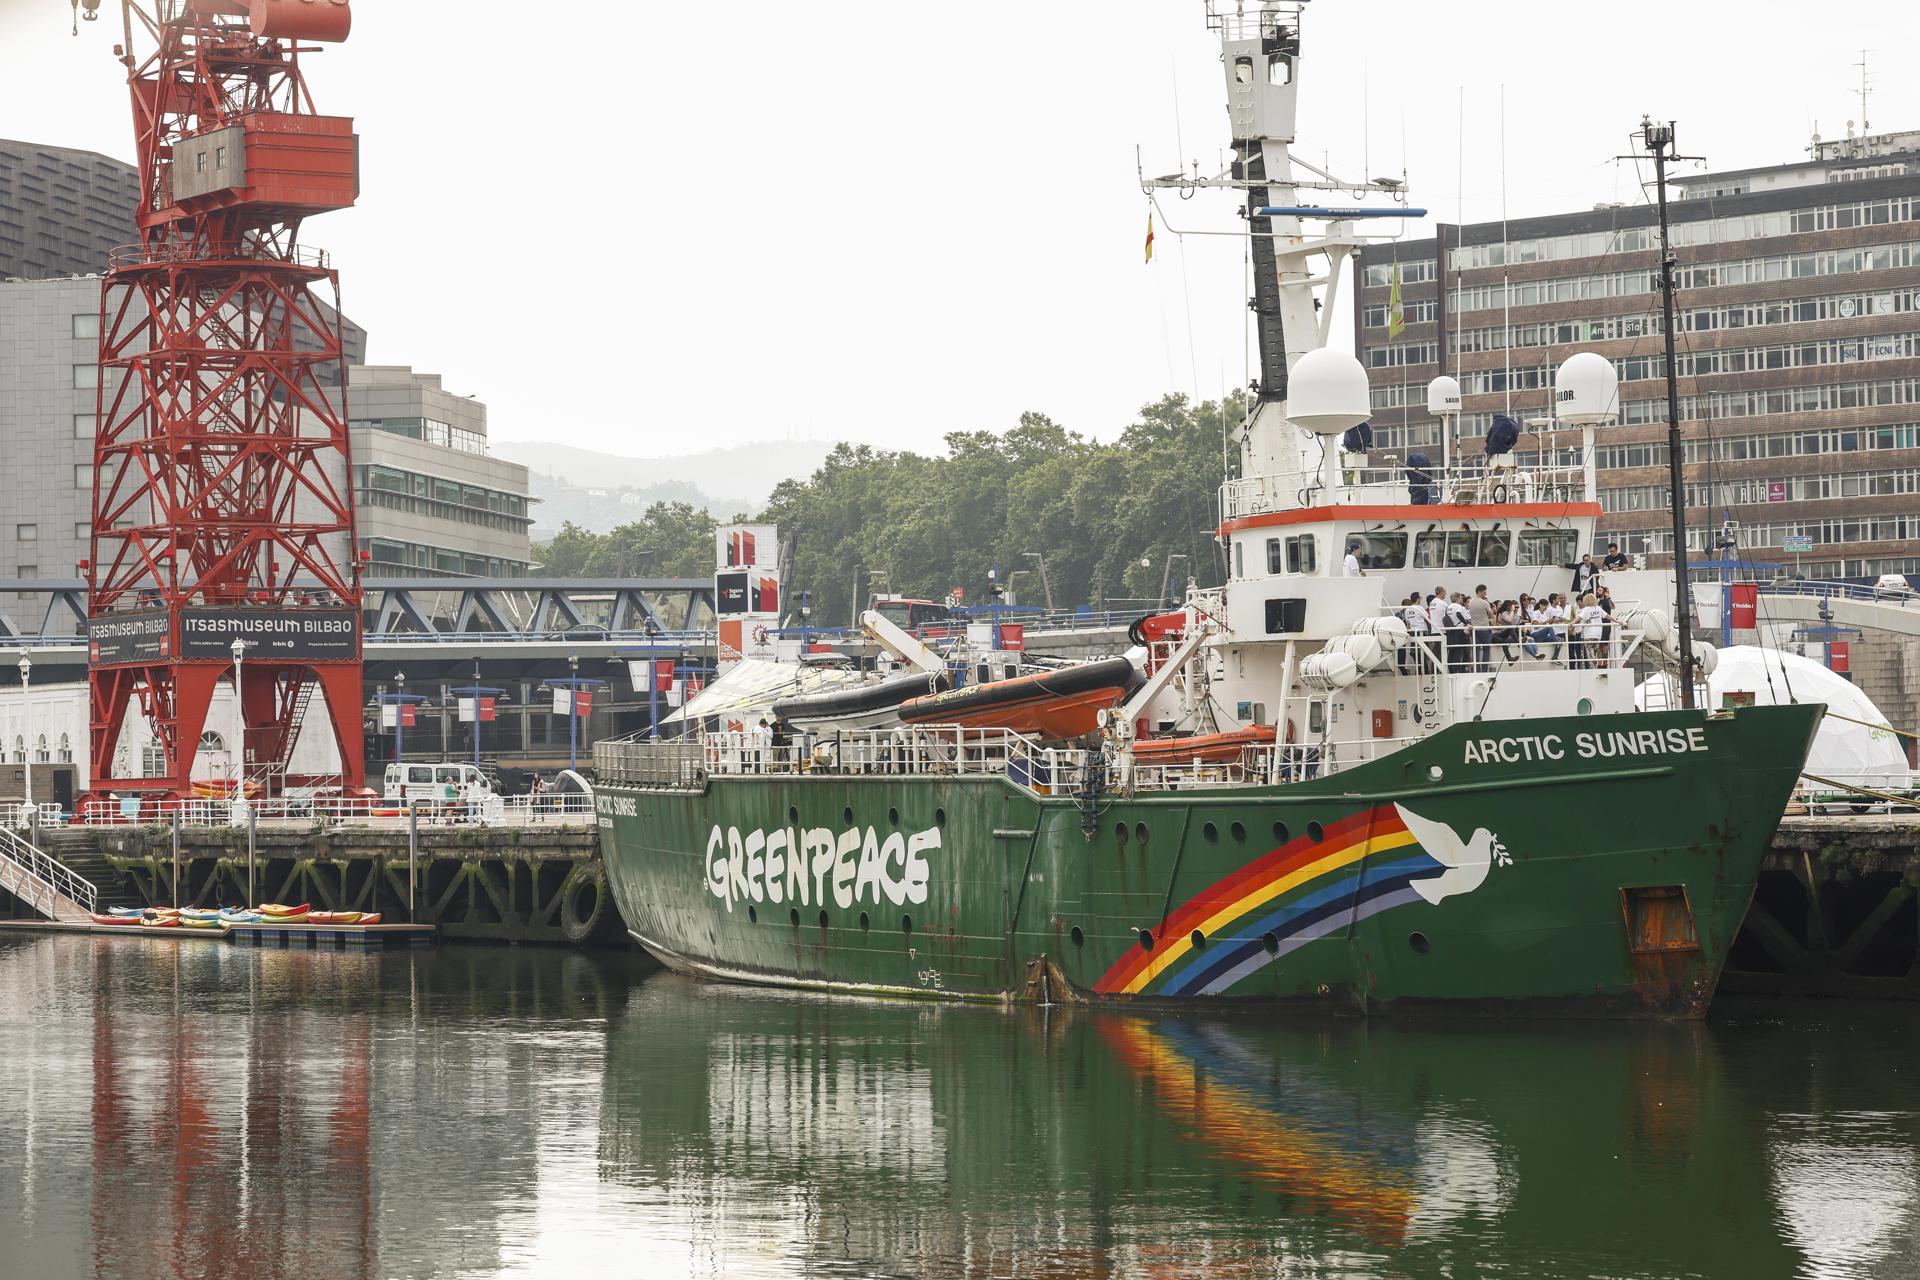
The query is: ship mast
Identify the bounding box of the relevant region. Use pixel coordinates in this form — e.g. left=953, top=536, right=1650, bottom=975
left=1638, top=118, right=1701, bottom=708
left=1143, top=2, right=1419, bottom=506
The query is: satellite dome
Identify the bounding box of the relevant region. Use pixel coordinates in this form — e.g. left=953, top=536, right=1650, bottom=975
left=1555, top=352, right=1619, bottom=425
left=1286, top=349, right=1372, bottom=435
left=1426, top=375, right=1462, bottom=416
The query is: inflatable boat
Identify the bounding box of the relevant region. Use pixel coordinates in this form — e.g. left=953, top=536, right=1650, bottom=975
left=1129, top=723, right=1278, bottom=765
left=771, top=669, right=953, bottom=734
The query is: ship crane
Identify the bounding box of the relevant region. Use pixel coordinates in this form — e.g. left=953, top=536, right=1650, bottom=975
left=76, top=0, right=365, bottom=805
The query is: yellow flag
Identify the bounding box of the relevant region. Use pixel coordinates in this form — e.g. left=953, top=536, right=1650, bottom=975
left=1144, top=212, right=1155, bottom=264
left=1388, top=262, right=1405, bottom=337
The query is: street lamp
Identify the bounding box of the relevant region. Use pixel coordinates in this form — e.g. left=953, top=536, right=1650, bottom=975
left=229, top=637, right=248, bottom=805
left=394, top=669, right=407, bottom=763
left=16, top=652, right=34, bottom=835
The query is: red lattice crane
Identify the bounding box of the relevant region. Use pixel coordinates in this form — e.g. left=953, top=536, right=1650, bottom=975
left=84, top=0, right=364, bottom=803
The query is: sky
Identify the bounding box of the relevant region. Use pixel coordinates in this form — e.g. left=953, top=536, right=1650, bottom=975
left=1, top=0, right=1915, bottom=459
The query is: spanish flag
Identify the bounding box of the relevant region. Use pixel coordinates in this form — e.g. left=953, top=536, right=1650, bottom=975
left=1388, top=262, right=1405, bottom=337
left=1144, top=211, right=1155, bottom=264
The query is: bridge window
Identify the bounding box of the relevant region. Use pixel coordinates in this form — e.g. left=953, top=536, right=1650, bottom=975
left=1286, top=535, right=1317, bottom=575
left=1517, top=529, right=1577, bottom=567
left=1477, top=531, right=1511, bottom=567
left=1352, top=532, right=1408, bottom=570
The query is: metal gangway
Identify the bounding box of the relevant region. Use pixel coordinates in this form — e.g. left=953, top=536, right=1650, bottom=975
left=0, top=825, right=98, bottom=922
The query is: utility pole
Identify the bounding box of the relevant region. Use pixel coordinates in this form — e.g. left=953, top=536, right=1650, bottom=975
left=1641, top=118, right=1703, bottom=708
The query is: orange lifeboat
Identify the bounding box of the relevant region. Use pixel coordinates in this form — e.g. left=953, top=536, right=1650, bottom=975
left=1130, top=724, right=1278, bottom=765
left=898, top=657, right=1138, bottom=742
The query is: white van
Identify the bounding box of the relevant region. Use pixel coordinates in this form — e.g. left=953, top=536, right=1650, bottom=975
left=383, top=762, right=493, bottom=807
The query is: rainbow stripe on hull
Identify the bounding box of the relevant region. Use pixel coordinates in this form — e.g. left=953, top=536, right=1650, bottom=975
left=1095, top=807, right=1450, bottom=997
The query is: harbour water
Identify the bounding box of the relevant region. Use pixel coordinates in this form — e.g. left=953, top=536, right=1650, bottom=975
left=0, top=936, right=1915, bottom=1279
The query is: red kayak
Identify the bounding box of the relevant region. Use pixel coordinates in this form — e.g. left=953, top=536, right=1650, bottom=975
left=92, top=914, right=143, bottom=927
left=140, top=916, right=182, bottom=929
left=258, top=903, right=311, bottom=920
left=1131, top=724, right=1278, bottom=766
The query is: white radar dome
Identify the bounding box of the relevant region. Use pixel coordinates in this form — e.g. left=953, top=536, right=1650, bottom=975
left=1426, top=374, right=1462, bottom=417
left=1555, top=352, right=1619, bottom=425
left=1286, top=349, right=1372, bottom=435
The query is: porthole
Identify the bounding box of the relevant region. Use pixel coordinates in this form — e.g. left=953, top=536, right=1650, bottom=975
left=788, top=806, right=800, bottom=826
left=1409, top=931, right=1432, bottom=954
left=747, top=905, right=757, bottom=924
left=1134, top=822, right=1150, bottom=845
left=818, top=909, right=830, bottom=930
left=935, top=807, right=947, bottom=826
left=1115, top=822, right=1129, bottom=845
left=1203, top=822, right=1219, bottom=843
left=789, top=908, right=800, bottom=927
left=1262, top=932, right=1279, bottom=955
left=1306, top=821, right=1325, bottom=844
left=1138, top=928, right=1155, bottom=951
left=843, top=805, right=855, bottom=825
left=902, top=914, right=914, bottom=936
left=1272, top=821, right=1290, bottom=844
left=1191, top=929, right=1207, bottom=950
left=859, top=911, right=870, bottom=932
left=1230, top=821, right=1246, bottom=844
left=1070, top=926, right=1085, bottom=948
left=1577, top=697, right=1595, bottom=716
left=888, top=806, right=900, bottom=826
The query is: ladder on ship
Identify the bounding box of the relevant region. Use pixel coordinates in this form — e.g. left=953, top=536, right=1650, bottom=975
left=0, top=825, right=98, bottom=922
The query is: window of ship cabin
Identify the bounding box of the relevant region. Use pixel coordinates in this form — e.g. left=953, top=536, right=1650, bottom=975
left=1234, top=56, right=1255, bottom=84
left=1286, top=535, right=1316, bottom=574
left=1352, top=532, right=1408, bottom=570
left=1477, top=531, right=1511, bottom=567
left=1308, top=700, right=1326, bottom=735
left=1517, top=529, right=1578, bottom=567
left=1235, top=542, right=1245, bottom=578
left=1266, top=538, right=1284, bottom=574
left=1413, top=530, right=1478, bottom=569
left=1268, top=55, right=1292, bottom=86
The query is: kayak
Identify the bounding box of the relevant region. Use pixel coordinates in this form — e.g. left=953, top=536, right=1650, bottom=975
left=1130, top=724, right=1279, bottom=766
left=141, top=917, right=182, bottom=930
left=178, top=916, right=224, bottom=930
left=898, top=657, right=1140, bottom=742
left=178, top=908, right=222, bottom=922
left=307, top=911, right=364, bottom=925
left=219, top=908, right=264, bottom=924
left=258, top=903, right=311, bottom=919
left=358, top=914, right=383, bottom=925
left=93, top=914, right=143, bottom=927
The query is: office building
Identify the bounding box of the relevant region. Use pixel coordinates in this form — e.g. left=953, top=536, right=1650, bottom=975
left=347, top=365, right=535, bottom=578
left=1355, top=127, right=1920, bottom=579
left=0, top=138, right=139, bottom=279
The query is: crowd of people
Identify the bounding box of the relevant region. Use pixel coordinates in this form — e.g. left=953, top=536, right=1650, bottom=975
left=1395, top=547, right=1631, bottom=674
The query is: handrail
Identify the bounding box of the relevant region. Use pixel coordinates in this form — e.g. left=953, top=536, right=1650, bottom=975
left=0, top=825, right=96, bottom=919
left=64, top=793, right=596, bottom=829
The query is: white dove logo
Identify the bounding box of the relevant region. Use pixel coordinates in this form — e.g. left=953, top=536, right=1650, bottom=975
left=1394, top=804, right=1507, bottom=905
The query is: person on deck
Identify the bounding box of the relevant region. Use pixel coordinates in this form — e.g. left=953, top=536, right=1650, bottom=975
left=1571, top=553, right=1600, bottom=598
left=1602, top=542, right=1630, bottom=572
left=1469, top=585, right=1494, bottom=673
left=1399, top=594, right=1429, bottom=673
left=1444, top=593, right=1472, bottom=673
left=1426, top=588, right=1450, bottom=668
left=1344, top=543, right=1366, bottom=576
left=1573, top=592, right=1608, bottom=668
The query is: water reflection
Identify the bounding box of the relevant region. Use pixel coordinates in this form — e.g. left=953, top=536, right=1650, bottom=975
left=0, top=936, right=1914, bottom=1277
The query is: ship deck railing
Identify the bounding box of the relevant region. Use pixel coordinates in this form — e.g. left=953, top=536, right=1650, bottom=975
left=1222, top=459, right=1590, bottom=520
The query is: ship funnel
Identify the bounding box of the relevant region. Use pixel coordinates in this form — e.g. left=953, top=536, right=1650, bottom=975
left=1286, top=349, right=1372, bottom=435
left=1554, top=352, right=1619, bottom=425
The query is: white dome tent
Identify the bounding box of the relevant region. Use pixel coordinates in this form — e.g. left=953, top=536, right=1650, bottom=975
left=1636, top=646, right=1913, bottom=805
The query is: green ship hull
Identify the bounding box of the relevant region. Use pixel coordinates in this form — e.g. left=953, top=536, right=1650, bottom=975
left=595, top=704, right=1819, bottom=1018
